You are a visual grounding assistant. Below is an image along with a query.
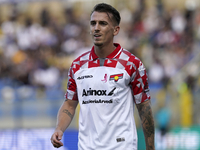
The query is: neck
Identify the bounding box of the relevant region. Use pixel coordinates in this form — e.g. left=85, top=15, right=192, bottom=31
left=94, top=43, right=116, bottom=58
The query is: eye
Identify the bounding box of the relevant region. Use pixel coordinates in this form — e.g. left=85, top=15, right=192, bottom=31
left=90, top=21, right=96, bottom=26
left=99, top=21, right=107, bottom=26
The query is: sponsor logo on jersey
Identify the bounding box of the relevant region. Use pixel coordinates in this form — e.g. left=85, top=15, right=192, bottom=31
left=82, top=99, right=113, bottom=104
left=109, top=73, right=123, bottom=82
left=101, top=74, right=108, bottom=83
left=82, top=87, right=116, bottom=97
left=77, top=75, right=93, bottom=80
left=116, top=137, right=125, bottom=142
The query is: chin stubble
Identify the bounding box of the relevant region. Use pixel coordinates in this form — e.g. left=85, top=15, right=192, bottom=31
left=94, top=43, right=103, bottom=47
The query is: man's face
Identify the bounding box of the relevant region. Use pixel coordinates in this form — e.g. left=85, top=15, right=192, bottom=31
left=90, top=11, right=117, bottom=47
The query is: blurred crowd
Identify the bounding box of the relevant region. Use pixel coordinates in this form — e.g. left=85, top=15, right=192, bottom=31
left=0, top=0, right=200, bottom=126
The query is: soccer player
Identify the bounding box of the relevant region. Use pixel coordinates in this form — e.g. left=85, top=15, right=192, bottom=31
left=51, top=3, right=155, bottom=150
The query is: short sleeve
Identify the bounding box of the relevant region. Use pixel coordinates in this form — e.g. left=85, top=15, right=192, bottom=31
left=65, top=65, right=78, bottom=101
left=131, top=60, right=150, bottom=104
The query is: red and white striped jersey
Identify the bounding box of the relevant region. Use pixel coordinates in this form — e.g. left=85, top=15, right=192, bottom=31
left=65, top=43, right=150, bottom=150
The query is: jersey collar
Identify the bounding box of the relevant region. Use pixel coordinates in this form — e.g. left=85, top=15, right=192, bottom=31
left=90, top=43, right=122, bottom=60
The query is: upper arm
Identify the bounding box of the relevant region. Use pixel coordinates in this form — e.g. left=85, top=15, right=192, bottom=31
left=136, top=99, right=151, bottom=113
left=136, top=99, right=154, bottom=127
left=58, top=99, right=78, bottom=120
left=65, top=65, right=78, bottom=101
left=130, top=59, right=150, bottom=104
left=62, top=99, right=78, bottom=110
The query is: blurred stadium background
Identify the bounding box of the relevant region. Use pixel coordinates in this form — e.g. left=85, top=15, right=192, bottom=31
left=0, top=0, right=200, bottom=149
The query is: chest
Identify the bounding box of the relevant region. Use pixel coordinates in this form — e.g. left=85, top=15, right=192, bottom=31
left=74, top=67, right=132, bottom=110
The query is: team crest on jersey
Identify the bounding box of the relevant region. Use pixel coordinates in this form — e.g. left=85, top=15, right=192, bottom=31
left=109, top=73, right=123, bottom=82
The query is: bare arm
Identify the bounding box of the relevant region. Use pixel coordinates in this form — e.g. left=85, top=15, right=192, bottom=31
left=51, top=99, right=78, bottom=148
left=136, top=100, right=155, bottom=150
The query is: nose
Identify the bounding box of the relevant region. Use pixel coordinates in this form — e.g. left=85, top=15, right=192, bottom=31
left=94, top=23, right=100, bottom=31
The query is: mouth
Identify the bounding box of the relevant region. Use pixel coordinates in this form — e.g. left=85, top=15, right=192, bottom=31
left=94, top=34, right=101, bottom=38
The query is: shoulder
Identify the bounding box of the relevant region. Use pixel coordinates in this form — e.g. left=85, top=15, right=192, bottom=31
left=73, top=50, right=91, bottom=63
left=69, top=50, right=91, bottom=73
left=120, top=49, right=142, bottom=67
left=72, top=50, right=91, bottom=65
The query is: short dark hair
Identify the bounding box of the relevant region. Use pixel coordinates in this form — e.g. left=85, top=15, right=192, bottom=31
left=91, top=3, right=121, bottom=25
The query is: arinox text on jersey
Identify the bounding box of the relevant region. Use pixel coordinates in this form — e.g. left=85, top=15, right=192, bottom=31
left=82, top=87, right=116, bottom=97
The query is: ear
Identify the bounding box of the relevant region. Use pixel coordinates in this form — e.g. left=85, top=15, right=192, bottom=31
left=113, top=26, right=120, bottom=36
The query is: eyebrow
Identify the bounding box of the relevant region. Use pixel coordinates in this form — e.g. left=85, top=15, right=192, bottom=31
left=91, top=11, right=116, bottom=25
left=90, top=20, right=108, bottom=23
